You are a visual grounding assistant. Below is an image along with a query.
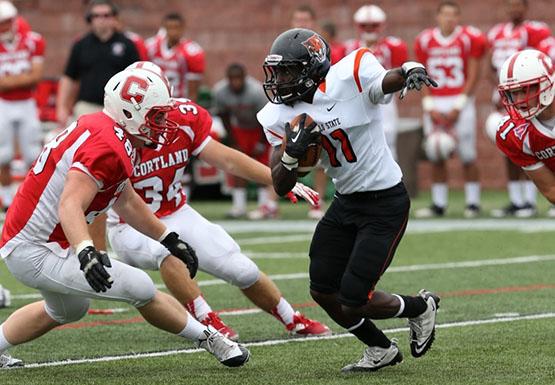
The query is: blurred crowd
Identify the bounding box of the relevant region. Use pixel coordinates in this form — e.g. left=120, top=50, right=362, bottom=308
left=0, top=0, right=553, bottom=220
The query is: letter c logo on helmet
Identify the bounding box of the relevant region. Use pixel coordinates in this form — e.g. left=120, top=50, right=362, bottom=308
left=120, top=76, right=149, bottom=105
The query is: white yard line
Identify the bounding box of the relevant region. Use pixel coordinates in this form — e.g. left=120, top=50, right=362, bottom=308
left=10, top=254, right=555, bottom=300
left=21, top=312, right=555, bottom=369
left=218, top=219, right=555, bottom=234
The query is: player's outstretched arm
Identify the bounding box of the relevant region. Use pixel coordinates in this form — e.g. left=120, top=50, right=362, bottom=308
left=112, top=181, right=168, bottom=241
left=197, top=140, right=272, bottom=186
left=525, top=166, right=555, bottom=204
left=382, top=62, right=438, bottom=98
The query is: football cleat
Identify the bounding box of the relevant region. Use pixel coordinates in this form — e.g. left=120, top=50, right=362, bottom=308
left=247, top=204, right=279, bottom=220
left=286, top=312, right=331, bottom=336
left=341, top=339, right=403, bottom=373
left=307, top=206, right=325, bottom=220
left=514, top=203, right=537, bottom=218
left=0, top=353, right=23, bottom=369
left=490, top=202, right=524, bottom=218
left=225, top=207, right=247, bottom=219
left=0, top=285, right=11, bottom=308
left=547, top=205, right=555, bottom=218
left=408, top=289, right=440, bottom=358
left=414, top=204, right=445, bottom=218
left=197, top=326, right=250, bottom=367
left=463, top=204, right=480, bottom=219
left=200, top=312, right=239, bottom=341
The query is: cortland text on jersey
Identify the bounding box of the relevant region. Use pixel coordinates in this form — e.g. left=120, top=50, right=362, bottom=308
left=496, top=115, right=555, bottom=172
left=133, top=148, right=189, bottom=178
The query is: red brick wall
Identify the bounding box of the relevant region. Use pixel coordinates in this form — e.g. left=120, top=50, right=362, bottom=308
left=15, top=0, right=555, bottom=189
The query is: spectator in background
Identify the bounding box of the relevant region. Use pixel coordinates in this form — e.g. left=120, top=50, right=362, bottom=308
left=414, top=1, right=486, bottom=218
left=345, top=4, right=408, bottom=160
left=146, top=12, right=205, bottom=101
left=0, top=1, right=45, bottom=212
left=56, top=0, right=140, bottom=126
left=487, top=0, right=551, bottom=218
left=320, top=20, right=346, bottom=65
left=213, top=63, right=279, bottom=219
left=290, top=4, right=327, bottom=219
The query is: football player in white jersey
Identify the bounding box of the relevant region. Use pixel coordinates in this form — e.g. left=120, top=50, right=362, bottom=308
left=258, top=28, right=440, bottom=373
left=0, top=68, right=249, bottom=368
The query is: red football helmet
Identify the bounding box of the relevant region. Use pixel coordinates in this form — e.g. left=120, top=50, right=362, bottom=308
left=498, top=49, right=555, bottom=120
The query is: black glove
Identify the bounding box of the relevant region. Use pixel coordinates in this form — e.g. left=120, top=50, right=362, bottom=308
left=400, top=62, right=438, bottom=99
left=160, top=232, right=199, bottom=278
left=78, top=246, right=113, bottom=293
left=284, top=114, right=321, bottom=160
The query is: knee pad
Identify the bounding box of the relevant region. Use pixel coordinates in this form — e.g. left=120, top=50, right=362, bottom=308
left=44, top=297, right=90, bottom=324
left=221, top=252, right=260, bottom=289
left=121, top=269, right=156, bottom=307
left=338, top=269, right=371, bottom=308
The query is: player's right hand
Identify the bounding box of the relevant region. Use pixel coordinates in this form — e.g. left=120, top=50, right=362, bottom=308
left=160, top=232, right=199, bottom=278
left=284, top=115, right=320, bottom=160
left=78, top=247, right=113, bottom=293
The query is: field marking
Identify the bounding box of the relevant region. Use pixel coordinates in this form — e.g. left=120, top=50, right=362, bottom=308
left=20, top=312, right=555, bottom=369
left=11, top=254, right=555, bottom=300
left=219, top=219, right=555, bottom=234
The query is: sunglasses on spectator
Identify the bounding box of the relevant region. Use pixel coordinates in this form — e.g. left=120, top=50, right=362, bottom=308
left=90, top=12, right=114, bottom=19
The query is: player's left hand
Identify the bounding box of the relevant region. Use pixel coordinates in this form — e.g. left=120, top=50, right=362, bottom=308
left=286, top=182, right=320, bottom=206
left=400, top=62, right=438, bottom=99
left=160, top=232, right=199, bottom=278
left=284, top=116, right=321, bottom=159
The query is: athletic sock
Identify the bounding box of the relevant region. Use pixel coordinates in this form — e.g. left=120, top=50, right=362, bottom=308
left=523, top=181, right=537, bottom=206
left=397, top=295, right=427, bottom=318
left=507, top=181, right=524, bottom=206
left=185, top=295, right=212, bottom=321
left=464, top=182, right=480, bottom=206
left=0, top=323, right=13, bottom=353
left=347, top=318, right=391, bottom=348
left=270, top=297, right=295, bottom=326
left=177, top=315, right=209, bottom=341
left=431, top=183, right=448, bottom=208
left=231, top=188, right=247, bottom=213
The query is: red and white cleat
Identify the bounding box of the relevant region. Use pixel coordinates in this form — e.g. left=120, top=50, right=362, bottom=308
left=201, top=312, right=239, bottom=341
left=286, top=312, right=332, bottom=336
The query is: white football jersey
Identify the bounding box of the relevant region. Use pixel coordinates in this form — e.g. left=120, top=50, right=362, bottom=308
left=257, top=48, right=402, bottom=194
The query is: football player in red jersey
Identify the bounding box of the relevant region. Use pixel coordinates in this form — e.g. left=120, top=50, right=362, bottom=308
left=146, top=12, right=204, bottom=101
left=0, top=67, right=250, bottom=368
left=496, top=50, right=555, bottom=207
left=104, top=61, right=328, bottom=342
left=487, top=0, right=551, bottom=218
left=414, top=1, right=486, bottom=218
left=345, top=4, right=409, bottom=160
left=0, top=1, right=44, bottom=212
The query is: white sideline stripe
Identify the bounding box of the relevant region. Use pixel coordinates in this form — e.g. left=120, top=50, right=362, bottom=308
left=21, top=312, right=555, bottom=369
left=218, top=218, right=555, bottom=234
left=11, top=254, right=555, bottom=300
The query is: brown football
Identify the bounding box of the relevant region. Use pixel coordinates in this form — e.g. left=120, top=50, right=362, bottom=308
left=282, top=113, right=322, bottom=177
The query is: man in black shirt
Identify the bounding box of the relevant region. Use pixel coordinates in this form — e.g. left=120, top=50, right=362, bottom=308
left=56, top=0, right=139, bottom=126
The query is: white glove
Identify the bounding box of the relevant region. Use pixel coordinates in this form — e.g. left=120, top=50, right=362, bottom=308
left=288, top=182, right=320, bottom=207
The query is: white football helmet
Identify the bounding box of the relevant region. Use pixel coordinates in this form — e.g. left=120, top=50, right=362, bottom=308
left=103, top=68, right=178, bottom=144
left=126, top=61, right=164, bottom=77
left=0, top=1, right=16, bottom=22
left=498, top=49, right=555, bottom=120
left=423, top=131, right=456, bottom=162
left=484, top=111, right=504, bottom=144
left=353, top=5, right=386, bottom=43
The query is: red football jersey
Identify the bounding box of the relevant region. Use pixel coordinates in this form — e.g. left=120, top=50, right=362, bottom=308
left=131, top=99, right=212, bottom=218
left=124, top=30, right=148, bottom=61
left=0, top=30, right=45, bottom=100
left=538, top=36, right=555, bottom=62
left=488, top=21, right=551, bottom=75
left=415, top=26, right=486, bottom=96
left=0, top=112, right=136, bottom=256
left=496, top=115, right=555, bottom=172
left=344, top=36, right=408, bottom=69
left=146, top=35, right=205, bottom=98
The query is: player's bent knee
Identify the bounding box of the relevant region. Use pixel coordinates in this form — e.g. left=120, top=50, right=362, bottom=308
left=123, top=269, right=156, bottom=307
left=224, top=253, right=260, bottom=289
